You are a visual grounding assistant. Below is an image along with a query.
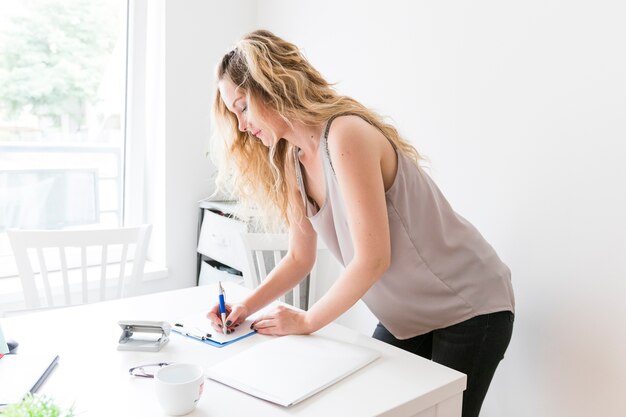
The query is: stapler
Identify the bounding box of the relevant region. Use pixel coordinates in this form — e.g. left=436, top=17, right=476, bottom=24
left=117, top=320, right=171, bottom=352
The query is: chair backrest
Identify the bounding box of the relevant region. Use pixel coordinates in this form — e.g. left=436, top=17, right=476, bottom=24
left=7, top=225, right=152, bottom=309
left=238, top=232, right=323, bottom=310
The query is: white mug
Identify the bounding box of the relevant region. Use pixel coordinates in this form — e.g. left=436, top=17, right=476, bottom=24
left=155, top=363, right=204, bottom=415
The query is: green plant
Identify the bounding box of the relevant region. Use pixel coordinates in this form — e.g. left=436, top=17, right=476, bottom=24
left=0, top=394, right=74, bottom=417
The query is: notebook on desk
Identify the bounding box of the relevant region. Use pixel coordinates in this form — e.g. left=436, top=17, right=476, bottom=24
left=0, top=353, right=59, bottom=406
left=206, top=334, right=380, bottom=407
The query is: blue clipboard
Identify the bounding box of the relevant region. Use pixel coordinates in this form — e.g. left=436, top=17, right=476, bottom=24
left=171, top=327, right=256, bottom=348
left=170, top=308, right=260, bottom=348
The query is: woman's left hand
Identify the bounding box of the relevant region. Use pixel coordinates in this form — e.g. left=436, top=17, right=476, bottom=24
left=250, top=305, right=312, bottom=336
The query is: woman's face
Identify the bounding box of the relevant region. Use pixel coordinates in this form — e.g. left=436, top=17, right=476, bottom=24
left=218, top=78, right=286, bottom=147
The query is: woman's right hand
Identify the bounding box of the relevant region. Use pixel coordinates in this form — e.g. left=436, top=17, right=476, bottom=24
left=206, top=302, right=250, bottom=334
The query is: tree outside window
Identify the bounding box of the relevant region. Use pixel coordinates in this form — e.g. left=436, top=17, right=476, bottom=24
left=0, top=0, right=127, bottom=274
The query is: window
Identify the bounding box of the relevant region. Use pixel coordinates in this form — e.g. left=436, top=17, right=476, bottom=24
left=0, top=0, right=128, bottom=279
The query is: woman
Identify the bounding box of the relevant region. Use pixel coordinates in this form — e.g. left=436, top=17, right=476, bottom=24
left=207, top=29, right=514, bottom=417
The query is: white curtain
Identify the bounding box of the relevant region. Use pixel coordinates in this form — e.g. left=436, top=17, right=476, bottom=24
left=124, top=0, right=165, bottom=262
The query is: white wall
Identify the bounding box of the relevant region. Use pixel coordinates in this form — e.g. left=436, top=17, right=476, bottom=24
left=154, top=1, right=257, bottom=292
left=254, top=1, right=626, bottom=416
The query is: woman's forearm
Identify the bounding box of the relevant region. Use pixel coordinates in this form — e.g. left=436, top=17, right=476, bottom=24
left=242, top=250, right=389, bottom=335
left=242, top=253, right=313, bottom=315
left=304, top=256, right=388, bottom=333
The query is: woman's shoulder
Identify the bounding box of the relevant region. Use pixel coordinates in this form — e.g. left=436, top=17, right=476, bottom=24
left=326, top=114, right=373, bottom=135
left=324, top=114, right=395, bottom=179
left=325, top=114, right=386, bottom=150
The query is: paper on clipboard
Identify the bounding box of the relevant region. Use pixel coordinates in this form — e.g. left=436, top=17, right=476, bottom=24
left=171, top=311, right=257, bottom=348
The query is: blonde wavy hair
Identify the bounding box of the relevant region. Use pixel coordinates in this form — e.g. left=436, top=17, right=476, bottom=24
left=210, top=29, right=422, bottom=230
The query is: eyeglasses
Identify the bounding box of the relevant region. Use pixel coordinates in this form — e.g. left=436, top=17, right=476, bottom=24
left=128, top=362, right=172, bottom=378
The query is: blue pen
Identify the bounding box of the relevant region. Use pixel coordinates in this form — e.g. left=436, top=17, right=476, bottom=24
left=218, top=281, right=227, bottom=335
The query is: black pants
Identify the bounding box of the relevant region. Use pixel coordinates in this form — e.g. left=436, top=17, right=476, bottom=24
left=372, top=311, right=514, bottom=417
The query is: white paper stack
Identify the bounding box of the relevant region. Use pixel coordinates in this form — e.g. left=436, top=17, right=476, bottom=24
left=206, top=335, right=380, bottom=407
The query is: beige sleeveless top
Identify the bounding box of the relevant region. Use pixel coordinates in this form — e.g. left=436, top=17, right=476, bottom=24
left=294, top=116, right=515, bottom=339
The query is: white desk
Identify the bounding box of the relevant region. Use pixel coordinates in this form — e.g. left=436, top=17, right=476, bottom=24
left=0, top=283, right=466, bottom=417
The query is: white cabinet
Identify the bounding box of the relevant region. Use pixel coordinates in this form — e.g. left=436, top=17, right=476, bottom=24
left=196, top=201, right=248, bottom=286
left=198, top=260, right=243, bottom=287
left=197, top=208, right=247, bottom=271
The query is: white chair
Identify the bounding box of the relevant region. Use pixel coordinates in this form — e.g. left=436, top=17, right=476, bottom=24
left=238, top=232, right=324, bottom=310
left=7, top=225, right=152, bottom=309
